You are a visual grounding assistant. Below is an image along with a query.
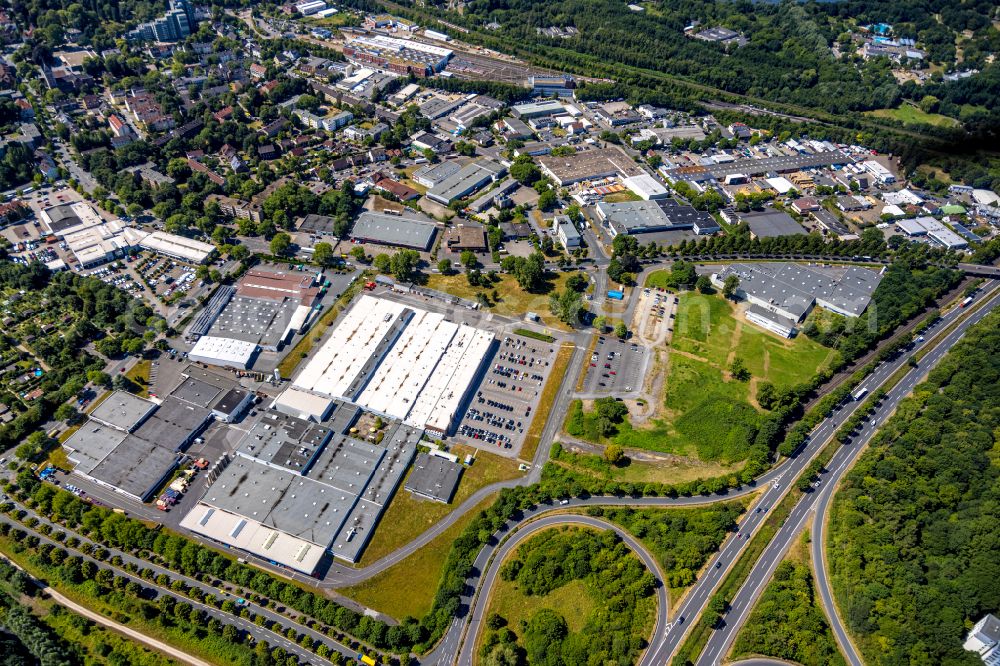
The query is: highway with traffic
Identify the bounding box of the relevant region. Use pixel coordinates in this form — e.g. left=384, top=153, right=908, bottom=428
left=421, top=279, right=998, bottom=666
left=693, top=283, right=1000, bottom=665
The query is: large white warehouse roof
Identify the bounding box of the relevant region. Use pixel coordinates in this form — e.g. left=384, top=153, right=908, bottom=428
left=290, top=295, right=494, bottom=432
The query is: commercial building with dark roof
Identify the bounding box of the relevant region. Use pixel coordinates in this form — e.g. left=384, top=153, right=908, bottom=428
left=427, top=160, right=505, bottom=205
left=298, top=214, right=342, bottom=236
left=181, top=414, right=421, bottom=571
left=740, top=210, right=806, bottom=239
left=712, top=262, right=883, bottom=336
left=595, top=199, right=719, bottom=237
left=62, top=383, right=214, bottom=501
left=404, top=452, right=463, bottom=503
left=351, top=211, right=438, bottom=251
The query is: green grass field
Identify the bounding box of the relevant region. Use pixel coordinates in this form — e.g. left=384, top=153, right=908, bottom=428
left=644, top=270, right=679, bottom=290
left=339, top=496, right=495, bottom=620
left=356, top=446, right=524, bottom=566
left=866, top=104, right=960, bottom=128
left=485, top=578, right=596, bottom=636
left=425, top=272, right=573, bottom=331
left=567, top=292, right=836, bottom=462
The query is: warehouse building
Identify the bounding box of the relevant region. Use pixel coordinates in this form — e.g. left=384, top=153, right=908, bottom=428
left=413, top=160, right=461, bottom=189
left=285, top=295, right=494, bottom=434
left=427, top=160, right=506, bottom=205
left=188, top=336, right=259, bottom=369
left=711, top=263, right=882, bottom=337
left=40, top=203, right=146, bottom=268
left=139, top=231, right=215, bottom=264
left=190, top=268, right=324, bottom=361
left=740, top=210, right=806, bottom=239
left=404, top=452, right=463, bottom=503
left=595, top=199, right=719, bottom=237
left=180, top=412, right=421, bottom=570
left=62, top=385, right=214, bottom=502
left=897, top=216, right=968, bottom=250
left=538, top=147, right=644, bottom=186
left=351, top=211, right=438, bottom=251
left=623, top=174, right=670, bottom=200
left=510, top=99, right=566, bottom=119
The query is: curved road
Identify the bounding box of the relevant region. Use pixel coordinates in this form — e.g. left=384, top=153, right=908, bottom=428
left=423, top=281, right=998, bottom=665
left=455, top=515, right=668, bottom=665
left=693, top=285, right=1000, bottom=665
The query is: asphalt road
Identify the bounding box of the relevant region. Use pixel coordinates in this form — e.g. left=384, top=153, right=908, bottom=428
left=0, top=506, right=355, bottom=665
left=693, top=285, right=1000, bottom=666
left=454, top=515, right=668, bottom=665
left=418, top=280, right=997, bottom=665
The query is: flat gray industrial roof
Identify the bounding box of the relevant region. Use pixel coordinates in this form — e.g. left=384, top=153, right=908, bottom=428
left=89, top=390, right=156, bottom=432
left=741, top=210, right=806, bottom=238
left=63, top=422, right=127, bottom=473
left=201, top=458, right=356, bottom=547
left=351, top=212, right=438, bottom=251
left=215, top=388, right=251, bottom=416
left=206, top=294, right=297, bottom=347
left=404, top=452, right=463, bottom=503
left=719, top=262, right=881, bottom=319
left=196, top=411, right=422, bottom=561
left=664, top=150, right=852, bottom=182
left=298, top=214, right=340, bottom=235
left=413, top=160, right=460, bottom=186
left=427, top=160, right=504, bottom=204
left=136, top=397, right=211, bottom=447
left=235, top=411, right=334, bottom=474
left=169, top=377, right=224, bottom=409
left=538, top=147, right=644, bottom=185
left=87, top=437, right=180, bottom=500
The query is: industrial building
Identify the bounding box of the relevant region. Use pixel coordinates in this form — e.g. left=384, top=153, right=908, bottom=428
left=510, top=100, right=566, bottom=119
left=662, top=151, right=851, bottom=184
left=62, top=385, right=215, bottom=502
left=896, top=216, right=968, bottom=250
left=413, top=161, right=461, bottom=189
left=188, top=336, right=259, bottom=370
left=139, top=231, right=215, bottom=264
left=40, top=202, right=146, bottom=268
left=595, top=199, right=719, bottom=237
left=427, top=160, right=506, bottom=205
left=538, top=147, right=644, bottom=186
left=180, top=409, right=421, bottom=570
left=188, top=268, right=324, bottom=362
left=284, top=295, right=495, bottom=434
left=404, top=452, right=463, bottom=503
left=623, top=174, right=670, bottom=200
left=343, top=35, right=453, bottom=76
left=350, top=211, right=438, bottom=251
left=712, top=263, right=883, bottom=337
left=740, top=210, right=806, bottom=239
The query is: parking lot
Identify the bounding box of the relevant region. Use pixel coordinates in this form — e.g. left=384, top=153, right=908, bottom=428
left=580, top=335, right=648, bottom=396
left=453, top=334, right=559, bottom=458
left=133, top=252, right=204, bottom=304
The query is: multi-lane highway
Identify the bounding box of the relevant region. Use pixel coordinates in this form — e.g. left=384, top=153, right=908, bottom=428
left=419, top=280, right=997, bottom=665
left=693, top=285, right=1000, bottom=665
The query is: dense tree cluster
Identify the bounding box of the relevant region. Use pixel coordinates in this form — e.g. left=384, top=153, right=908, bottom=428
left=0, top=263, right=162, bottom=451
left=589, top=504, right=743, bottom=589
left=732, top=560, right=845, bottom=666
left=829, top=309, right=1000, bottom=665
left=483, top=528, right=656, bottom=666
left=802, top=260, right=961, bottom=363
